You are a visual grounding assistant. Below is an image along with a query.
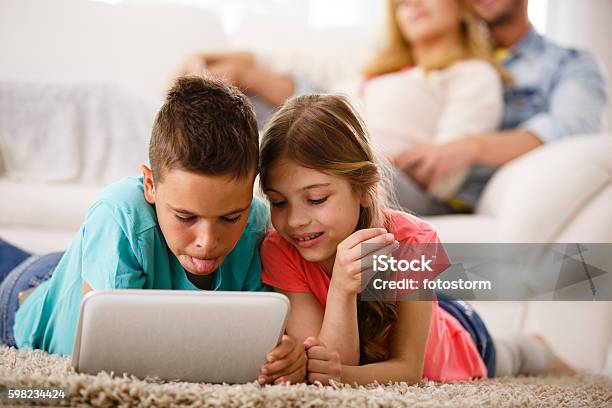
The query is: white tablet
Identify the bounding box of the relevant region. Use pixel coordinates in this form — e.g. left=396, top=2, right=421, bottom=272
left=71, top=290, right=289, bottom=383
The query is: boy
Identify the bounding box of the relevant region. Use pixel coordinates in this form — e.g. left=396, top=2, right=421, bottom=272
left=4, top=76, right=305, bottom=385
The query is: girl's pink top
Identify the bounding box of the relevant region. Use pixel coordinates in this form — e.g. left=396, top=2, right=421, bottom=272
left=261, top=210, right=487, bottom=382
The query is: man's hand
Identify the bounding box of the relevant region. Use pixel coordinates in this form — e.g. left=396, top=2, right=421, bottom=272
left=303, top=337, right=342, bottom=385
left=390, top=138, right=479, bottom=189
left=259, top=334, right=307, bottom=385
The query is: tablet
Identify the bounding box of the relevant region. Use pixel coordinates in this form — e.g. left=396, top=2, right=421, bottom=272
left=71, top=290, right=289, bottom=383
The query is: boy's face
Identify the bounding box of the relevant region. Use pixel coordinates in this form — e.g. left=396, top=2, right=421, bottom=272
left=142, top=165, right=254, bottom=277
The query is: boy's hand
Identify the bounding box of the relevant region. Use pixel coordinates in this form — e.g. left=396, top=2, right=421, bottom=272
left=330, top=228, right=399, bottom=296
left=259, top=335, right=307, bottom=385
left=303, top=337, right=342, bottom=385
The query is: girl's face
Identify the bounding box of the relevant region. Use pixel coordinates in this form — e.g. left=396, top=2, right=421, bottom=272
left=264, top=159, right=363, bottom=273
left=395, top=0, right=462, bottom=44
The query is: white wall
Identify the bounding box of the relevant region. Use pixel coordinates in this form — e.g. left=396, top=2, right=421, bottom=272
left=0, top=0, right=227, bottom=101
left=545, top=0, right=612, bottom=129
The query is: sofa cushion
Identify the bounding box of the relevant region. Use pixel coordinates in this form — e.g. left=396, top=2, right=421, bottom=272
left=0, top=83, right=155, bottom=184
left=0, top=180, right=102, bottom=230
left=556, top=183, right=612, bottom=242
left=425, top=214, right=499, bottom=243
left=0, top=226, right=77, bottom=255
left=476, top=133, right=612, bottom=242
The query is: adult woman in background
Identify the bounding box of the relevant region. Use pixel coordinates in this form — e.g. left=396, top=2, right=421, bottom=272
left=356, top=0, right=504, bottom=214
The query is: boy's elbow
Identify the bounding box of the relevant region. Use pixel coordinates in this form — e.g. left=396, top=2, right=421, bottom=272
left=82, top=281, right=93, bottom=295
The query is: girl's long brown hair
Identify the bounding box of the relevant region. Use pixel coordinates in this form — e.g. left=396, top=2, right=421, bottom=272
left=260, top=94, right=398, bottom=364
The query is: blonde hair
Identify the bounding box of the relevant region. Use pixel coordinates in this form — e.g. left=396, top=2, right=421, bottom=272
left=260, top=94, right=399, bottom=364
left=363, top=0, right=506, bottom=79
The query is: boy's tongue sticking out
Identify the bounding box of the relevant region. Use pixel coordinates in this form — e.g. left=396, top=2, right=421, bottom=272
left=188, top=256, right=218, bottom=275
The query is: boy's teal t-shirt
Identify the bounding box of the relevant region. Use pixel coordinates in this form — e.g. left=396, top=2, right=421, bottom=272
left=14, top=176, right=270, bottom=356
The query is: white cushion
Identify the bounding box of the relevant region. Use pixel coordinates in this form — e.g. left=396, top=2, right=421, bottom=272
left=424, top=214, right=499, bottom=243
left=0, top=180, right=102, bottom=230
left=556, top=183, right=612, bottom=242
left=0, top=82, right=154, bottom=184
left=0, top=83, right=80, bottom=182
left=0, top=0, right=227, bottom=100
left=476, top=133, right=612, bottom=242
left=0, top=226, right=78, bottom=255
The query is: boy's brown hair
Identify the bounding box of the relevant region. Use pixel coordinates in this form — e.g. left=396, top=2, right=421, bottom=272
left=150, top=76, right=259, bottom=181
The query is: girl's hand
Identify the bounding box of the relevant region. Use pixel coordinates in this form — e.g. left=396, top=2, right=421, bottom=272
left=259, top=334, right=307, bottom=385
left=304, top=337, right=342, bottom=385
left=330, top=228, right=399, bottom=296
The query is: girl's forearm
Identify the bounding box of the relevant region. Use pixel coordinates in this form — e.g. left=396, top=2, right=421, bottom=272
left=341, top=360, right=422, bottom=386
left=318, top=286, right=360, bottom=365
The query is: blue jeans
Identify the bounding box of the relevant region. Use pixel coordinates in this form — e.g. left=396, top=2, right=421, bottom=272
left=437, top=292, right=496, bottom=378
left=0, top=239, right=62, bottom=347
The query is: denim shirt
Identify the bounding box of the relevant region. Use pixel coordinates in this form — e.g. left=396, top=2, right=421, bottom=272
left=457, top=27, right=608, bottom=207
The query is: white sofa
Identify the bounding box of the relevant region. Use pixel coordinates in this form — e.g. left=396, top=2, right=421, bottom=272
left=0, top=0, right=610, bottom=374
left=432, top=132, right=612, bottom=244
left=429, top=133, right=612, bottom=375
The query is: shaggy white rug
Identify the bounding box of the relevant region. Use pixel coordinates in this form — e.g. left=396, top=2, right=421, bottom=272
left=1, top=345, right=610, bottom=407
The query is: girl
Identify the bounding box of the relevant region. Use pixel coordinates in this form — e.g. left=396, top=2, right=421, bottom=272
left=258, top=94, right=573, bottom=385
